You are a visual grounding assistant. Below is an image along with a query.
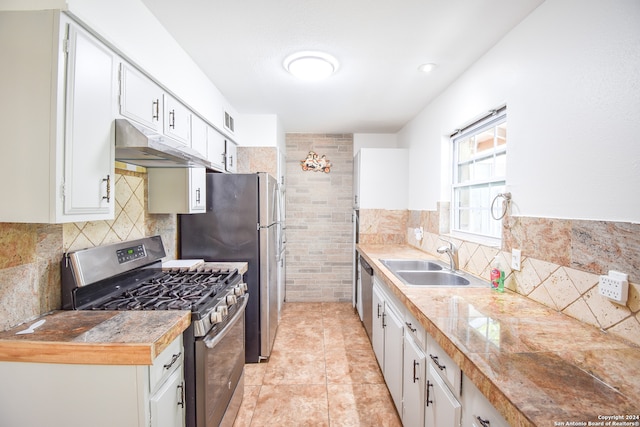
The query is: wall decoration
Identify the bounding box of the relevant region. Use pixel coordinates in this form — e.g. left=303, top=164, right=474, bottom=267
left=300, top=151, right=332, bottom=173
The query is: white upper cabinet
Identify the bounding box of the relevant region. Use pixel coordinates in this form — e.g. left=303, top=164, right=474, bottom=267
left=0, top=10, right=116, bottom=223
left=148, top=168, right=206, bottom=214
left=207, top=126, right=227, bottom=172
left=190, top=115, right=208, bottom=158
left=163, top=94, right=191, bottom=145
left=225, top=139, right=238, bottom=173
left=63, top=21, right=117, bottom=219
left=353, top=148, right=409, bottom=210
left=119, top=63, right=163, bottom=132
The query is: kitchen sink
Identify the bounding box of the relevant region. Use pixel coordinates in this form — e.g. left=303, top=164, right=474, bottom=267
left=396, top=271, right=470, bottom=286
left=379, top=259, right=443, bottom=272
left=379, top=258, right=489, bottom=287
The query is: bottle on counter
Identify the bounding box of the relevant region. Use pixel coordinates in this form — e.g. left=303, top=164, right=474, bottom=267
left=490, top=256, right=505, bottom=293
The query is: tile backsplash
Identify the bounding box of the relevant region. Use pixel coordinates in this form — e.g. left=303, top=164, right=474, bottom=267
left=402, top=209, right=640, bottom=346
left=0, top=167, right=178, bottom=331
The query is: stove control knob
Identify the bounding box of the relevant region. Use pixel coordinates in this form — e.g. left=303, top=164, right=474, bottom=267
left=233, top=285, right=244, bottom=296
left=210, top=310, right=223, bottom=324
left=240, top=283, right=248, bottom=292
left=217, top=305, right=229, bottom=316
left=226, top=295, right=238, bottom=305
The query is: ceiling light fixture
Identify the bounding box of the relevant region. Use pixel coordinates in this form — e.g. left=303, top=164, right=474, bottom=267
left=418, top=63, right=437, bottom=73
left=284, top=51, right=339, bottom=81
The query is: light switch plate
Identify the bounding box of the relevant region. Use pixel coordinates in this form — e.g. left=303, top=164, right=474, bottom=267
left=511, top=249, right=521, bottom=271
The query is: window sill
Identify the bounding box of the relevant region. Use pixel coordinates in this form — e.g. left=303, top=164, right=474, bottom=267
left=449, top=230, right=501, bottom=249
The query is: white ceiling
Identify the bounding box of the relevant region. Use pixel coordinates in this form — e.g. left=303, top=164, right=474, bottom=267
left=141, top=0, right=544, bottom=133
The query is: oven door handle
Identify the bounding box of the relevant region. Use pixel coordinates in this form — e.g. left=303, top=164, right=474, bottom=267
left=204, top=294, right=248, bottom=349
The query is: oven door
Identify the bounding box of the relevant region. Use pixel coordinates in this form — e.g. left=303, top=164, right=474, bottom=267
left=195, top=295, right=248, bottom=427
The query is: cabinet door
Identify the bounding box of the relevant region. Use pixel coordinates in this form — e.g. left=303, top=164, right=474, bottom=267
left=461, top=376, right=510, bottom=427
left=164, top=94, right=191, bottom=145
left=148, top=168, right=206, bottom=214
left=150, top=367, right=185, bottom=427
left=225, top=139, right=238, bottom=173
left=120, top=63, right=163, bottom=131
left=403, top=333, right=426, bottom=426
left=371, top=284, right=385, bottom=367
left=190, top=115, right=208, bottom=158
left=207, top=127, right=226, bottom=171
left=425, top=364, right=461, bottom=427
left=383, top=301, right=404, bottom=414
left=63, top=22, right=116, bottom=219
left=353, top=150, right=360, bottom=208
left=190, top=168, right=206, bottom=212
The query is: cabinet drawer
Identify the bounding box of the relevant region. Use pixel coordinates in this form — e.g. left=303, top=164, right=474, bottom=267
left=403, top=309, right=426, bottom=350
left=150, top=336, right=183, bottom=393
left=462, top=375, right=510, bottom=427
left=426, top=334, right=461, bottom=397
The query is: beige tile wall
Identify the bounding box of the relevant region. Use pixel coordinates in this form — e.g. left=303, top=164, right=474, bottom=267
left=0, top=167, right=178, bottom=331
left=404, top=209, right=640, bottom=346
left=285, top=134, right=354, bottom=302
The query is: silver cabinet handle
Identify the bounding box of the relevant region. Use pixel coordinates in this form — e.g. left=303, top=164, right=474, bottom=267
left=152, top=99, right=159, bottom=121
left=102, top=175, right=111, bottom=202
left=430, top=354, right=446, bottom=371
left=177, top=382, right=185, bottom=408
left=163, top=352, right=181, bottom=370
left=195, top=188, right=201, bottom=204
left=169, top=109, right=176, bottom=128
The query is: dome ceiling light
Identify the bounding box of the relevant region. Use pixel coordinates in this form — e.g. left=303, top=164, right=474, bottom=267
left=418, top=63, right=437, bottom=73
left=284, top=51, right=339, bottom=81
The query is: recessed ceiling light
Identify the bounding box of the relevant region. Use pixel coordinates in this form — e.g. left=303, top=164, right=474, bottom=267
left=418, top=63, right=437, bottom=73
left=284, top=51, right=339, bottom=81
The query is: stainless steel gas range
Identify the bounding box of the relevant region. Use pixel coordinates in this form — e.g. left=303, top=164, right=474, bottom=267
left=61, top=235, right=248, bottom=427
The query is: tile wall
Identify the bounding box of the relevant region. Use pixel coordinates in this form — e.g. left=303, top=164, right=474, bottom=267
left=285, top=134, right=354, bottom=302
left=398, top=207, right=640, bottom=346
left=0, top=167, right=178, bottom=331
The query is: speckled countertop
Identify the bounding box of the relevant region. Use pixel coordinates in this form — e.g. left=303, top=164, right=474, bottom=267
left=0, top=262, right=248, bottom=366
left=358, top=244, right=640, bottom=427
left=0, top=310, right=190, bottom=365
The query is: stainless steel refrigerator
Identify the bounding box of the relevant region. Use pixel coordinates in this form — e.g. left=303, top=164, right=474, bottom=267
left=179, top=172, right=282, bottom=363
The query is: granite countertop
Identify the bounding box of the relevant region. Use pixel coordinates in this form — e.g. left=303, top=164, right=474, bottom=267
left=358, top=244, right=640, bottom=427
left=0, top=261, right=247, bottom=366
left=0, top=310, right=190, bottom=365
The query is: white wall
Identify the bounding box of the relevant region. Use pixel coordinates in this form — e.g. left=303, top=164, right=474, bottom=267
left=353, top=133, right=398, bottom=155
left=399, top=0, right=640, bottom=222
left=238, top=114, right=285, bottom=152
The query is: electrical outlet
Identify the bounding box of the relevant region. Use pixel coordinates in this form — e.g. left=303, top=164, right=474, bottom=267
left=598, top=270, right=629, bottom=304
left=511, top=249, right=521, bottom=271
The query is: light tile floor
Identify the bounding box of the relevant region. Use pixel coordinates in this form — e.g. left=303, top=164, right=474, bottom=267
left=233, top=302, right=402, bottom=426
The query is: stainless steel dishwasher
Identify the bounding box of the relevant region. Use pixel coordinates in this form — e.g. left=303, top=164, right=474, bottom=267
left=359, top=255, right=374, bottom=341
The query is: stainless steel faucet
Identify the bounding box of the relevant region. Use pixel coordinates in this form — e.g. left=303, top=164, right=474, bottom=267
left=437, top=238, right=458, bottom=272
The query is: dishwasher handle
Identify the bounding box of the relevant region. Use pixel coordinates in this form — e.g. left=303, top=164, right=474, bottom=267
left=359, top=256, right=373, bottom=275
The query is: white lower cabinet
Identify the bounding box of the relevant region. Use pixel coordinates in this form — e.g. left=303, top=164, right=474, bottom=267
left=0, top=335, right=185, bottom=427
left=371, top=272, right=510, bottom=427
left=148, top=167, right=207, bottom=213
left=425, top=364, right=462, bottom=427
left=372, top=277, right=403, bottom=414
left=403, top=332, right=426, bottom=426
left=461, top=375, right=510, bottom=427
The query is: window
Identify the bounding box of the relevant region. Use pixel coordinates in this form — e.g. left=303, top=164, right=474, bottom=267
left=451, top=108, right=507, bottom=243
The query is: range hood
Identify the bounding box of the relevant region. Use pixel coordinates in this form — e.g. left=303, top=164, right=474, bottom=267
left=115, top=119, right=211, bottom=168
